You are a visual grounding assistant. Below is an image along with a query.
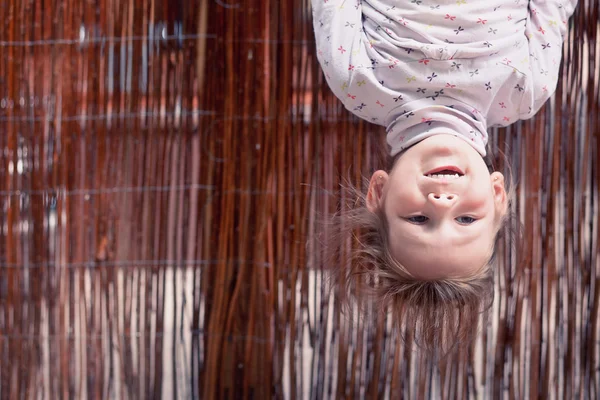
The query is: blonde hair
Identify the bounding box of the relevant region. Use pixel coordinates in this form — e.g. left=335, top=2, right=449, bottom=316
left=329, top=152, right=513, bottom=356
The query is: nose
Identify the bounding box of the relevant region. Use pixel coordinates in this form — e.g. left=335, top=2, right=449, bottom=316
left=428, top=192, right=458, bottom=208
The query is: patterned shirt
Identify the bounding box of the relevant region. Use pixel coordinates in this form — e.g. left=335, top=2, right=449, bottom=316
left=312, top=0, right=578, bottom=155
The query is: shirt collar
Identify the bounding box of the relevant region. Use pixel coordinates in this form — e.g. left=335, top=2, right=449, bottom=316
left=386, top=97, right=488, bottom=156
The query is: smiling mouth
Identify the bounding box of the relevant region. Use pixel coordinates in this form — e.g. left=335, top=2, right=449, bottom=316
left=424, top=166, right=464, bottom=179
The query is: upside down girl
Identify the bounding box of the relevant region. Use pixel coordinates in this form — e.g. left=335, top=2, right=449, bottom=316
left=313, top=0, right=578, bottom=353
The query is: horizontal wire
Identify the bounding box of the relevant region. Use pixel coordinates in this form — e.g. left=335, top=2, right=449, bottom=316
left=0, top=330, right=277, bottom=344
left=0, top=259, right=273, bottom=269
left=0, top=185, right=334, bottom=197
left=0, top=109, right=217, bottom=122
left=0, top=111, right=350, bottom=123
left=0, top=184, right=216, bottom=196
left=0, top=33, right=311, bottom=47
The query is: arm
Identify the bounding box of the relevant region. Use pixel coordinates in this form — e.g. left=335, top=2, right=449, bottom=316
left=312, top=0, right=364, bottom=107
left=525, top=0, right=579, bottom=114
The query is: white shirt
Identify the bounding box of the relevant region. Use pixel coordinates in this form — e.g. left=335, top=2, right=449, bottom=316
left=312, top=0, right=578, bottom=156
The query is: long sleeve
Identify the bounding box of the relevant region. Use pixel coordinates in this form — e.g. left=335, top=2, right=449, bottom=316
left=525, top=0, right=578, bottom=113
left=312, top=0, right=366, bottom=110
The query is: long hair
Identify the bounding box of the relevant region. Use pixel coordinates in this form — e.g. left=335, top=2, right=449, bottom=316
left=326, top=147, right=516, bottom=357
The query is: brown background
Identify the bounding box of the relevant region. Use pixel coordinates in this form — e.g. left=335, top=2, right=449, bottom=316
left=0, top=0, right=598, bottom=398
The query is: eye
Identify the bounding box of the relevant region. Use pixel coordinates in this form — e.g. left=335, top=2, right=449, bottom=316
left=405, top=215, right=429, bottom=224
left=455, top=216, right=477, bottom=225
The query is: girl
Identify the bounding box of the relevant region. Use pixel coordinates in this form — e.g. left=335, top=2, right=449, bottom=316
left=313, top=0, right=578, bottom=353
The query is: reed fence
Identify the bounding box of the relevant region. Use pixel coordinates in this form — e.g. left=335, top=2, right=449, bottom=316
left=0, top=0, right=598, bottom=398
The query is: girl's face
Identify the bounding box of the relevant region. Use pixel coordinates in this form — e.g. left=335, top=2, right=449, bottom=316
left=367, top=134, right=507, bottom=280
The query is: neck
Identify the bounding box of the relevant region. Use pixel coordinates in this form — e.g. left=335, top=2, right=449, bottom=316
left=386, top=97, right=488, bottom=156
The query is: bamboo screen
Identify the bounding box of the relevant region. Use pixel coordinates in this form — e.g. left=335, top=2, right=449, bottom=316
left=0, top=0, right=598, bottom=398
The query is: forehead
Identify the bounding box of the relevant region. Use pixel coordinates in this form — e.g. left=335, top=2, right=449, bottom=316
left=388, top=222, right=496, bottom=280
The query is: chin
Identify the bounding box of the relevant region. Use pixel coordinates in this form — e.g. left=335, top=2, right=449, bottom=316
left=424, top=134, right=477, bottom=155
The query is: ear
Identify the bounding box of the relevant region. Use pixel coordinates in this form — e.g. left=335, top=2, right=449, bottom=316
left=490, top=171, right=508, bottom=217
left=366, top=170, right=388, bottom=212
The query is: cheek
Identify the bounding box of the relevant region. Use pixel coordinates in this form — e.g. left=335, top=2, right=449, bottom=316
left=466, top=180, right=494, bottom=203
left=385, top=186, right=422, bottom=214
left=459, top=192, right=494, bottom=217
